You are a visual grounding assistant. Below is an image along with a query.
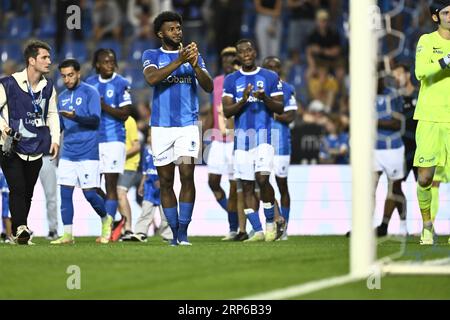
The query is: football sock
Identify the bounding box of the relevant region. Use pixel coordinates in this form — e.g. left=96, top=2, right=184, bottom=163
left=61, top=186, right=74, bottom=225
left=280, top=206, right=290, bottom=223
left=244, top=209, right=263, bottom=232
left=179, top=202, right=194, bottom=242
left=262, top=202, right=275, bottom=223
left=228, top=211, right=238, bottom=232
left=217, top=197, right=228, bottom=211
left=2, top=192, right=9, bottom=218
left=163, top=206, right=179, bottom=244
left=417, top=183, right=432, bottom=222
left=83, top=190, right=107, bottom=218
left=105, top=200, right=118, bottom=219
left=430, top=186, right=439, bottom=223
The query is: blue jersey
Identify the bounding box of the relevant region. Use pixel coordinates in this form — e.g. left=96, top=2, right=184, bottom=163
left=376, top=90, right=404, bottom=150
left=320, top=133, right=350, bottom=164
left=85, top=73, right=132, bottom=143
left=142, top=47, right=207, bottom=127
left=58, top=82, right=101, bottom=161
left=142, top=146, right=160, bottom=205
left=223, top=67, right=283, bottom=151
left=0, top=169, right=8, bottom=193
left=271, top=81, right=298, bottom=155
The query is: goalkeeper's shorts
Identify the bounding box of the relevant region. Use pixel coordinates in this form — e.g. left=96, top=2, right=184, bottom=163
left=413, top=121, right=450, bottom=168
left=433, top=165, right=450, bottom=183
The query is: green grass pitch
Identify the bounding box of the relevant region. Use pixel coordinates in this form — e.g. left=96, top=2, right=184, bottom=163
left=0, top=236, right=449, bottom=299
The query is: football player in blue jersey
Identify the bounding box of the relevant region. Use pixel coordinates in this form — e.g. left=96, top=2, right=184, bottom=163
left=346, top=76, right=407, bottom=238
left=374, top=64, right=419, bottom=237
left=0, top=168, right=12, bottom=243
left=222, top=39, right=285, bottom=242
left=142, top=11, right=213, bottom=246
left=373, top=76, right=407, bottom=237
left=262, top=56, right=298, bottom=240
left=86, top=49, right=132, bottom=239
left=132, top=130, right=172, bottom=242
left=52, top=59, right=113, bottom=244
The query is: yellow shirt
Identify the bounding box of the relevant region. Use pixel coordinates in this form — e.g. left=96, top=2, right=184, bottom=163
left=415, top=31, right=450, bottom=122
left=308, top=76, right=338, bottom=105
left=124, top=117, right=140, bottom=171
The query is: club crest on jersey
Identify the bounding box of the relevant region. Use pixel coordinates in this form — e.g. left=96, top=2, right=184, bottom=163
left=106, top=90, right=114, bottom=98
left=257, top=81, right=264, bottom=89
left=76, top=97, right=82, bottom=105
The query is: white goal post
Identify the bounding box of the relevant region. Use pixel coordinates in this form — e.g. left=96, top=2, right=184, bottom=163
left=350, top=0, right=377, bottom=277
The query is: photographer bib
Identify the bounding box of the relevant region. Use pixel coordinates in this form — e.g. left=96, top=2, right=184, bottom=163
left=0, top=76, right=52, bottom=155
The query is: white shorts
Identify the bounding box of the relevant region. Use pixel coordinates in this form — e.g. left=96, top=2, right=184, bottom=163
left=374, top=146, right=405, bottom=180
left=273, top=155, right=290, bottom=178
left=234, top=143, right=274, bottom=181
left=151, top=125, right=200, bottom=167
left=57, top=159, right=101, bottom=189
left=99, top=142, right=126, bottom=174
left=206, top=140, right=234, bottom=179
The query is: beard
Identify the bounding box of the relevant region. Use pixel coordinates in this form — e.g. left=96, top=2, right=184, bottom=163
left=68, top=79, right=80, bottom=90
left=163, top=35, right=182, bottom=49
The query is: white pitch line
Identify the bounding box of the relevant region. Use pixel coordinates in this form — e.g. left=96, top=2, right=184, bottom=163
left=239, top=258, right=450, bottom=300
left=239, top=274, right=362, bottom=300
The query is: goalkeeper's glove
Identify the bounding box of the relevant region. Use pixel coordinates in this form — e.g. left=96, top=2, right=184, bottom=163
left=439, top=53, right=450, bottom=69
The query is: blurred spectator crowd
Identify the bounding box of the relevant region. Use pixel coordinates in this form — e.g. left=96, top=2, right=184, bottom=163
left=0, top=0, right=435, bottom=165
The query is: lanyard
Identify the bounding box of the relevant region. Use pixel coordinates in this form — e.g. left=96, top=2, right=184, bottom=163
left=27, top=82, right=43, bottom=114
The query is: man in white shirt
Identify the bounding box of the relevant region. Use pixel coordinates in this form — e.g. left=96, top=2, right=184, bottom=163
left=0, top=40, right=60, bottom=245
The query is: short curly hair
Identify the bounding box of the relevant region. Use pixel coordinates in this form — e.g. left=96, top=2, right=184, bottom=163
left=153, top=11, right=183, bottom=37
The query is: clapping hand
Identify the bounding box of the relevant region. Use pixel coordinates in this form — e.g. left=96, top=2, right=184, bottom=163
left=252, top=83, right=266, bottom=101
left=179, top=42, right=199, bottom=67
left=242, top=84, right=254, bottom=102
left=186, top=42, right=199, bottom=67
